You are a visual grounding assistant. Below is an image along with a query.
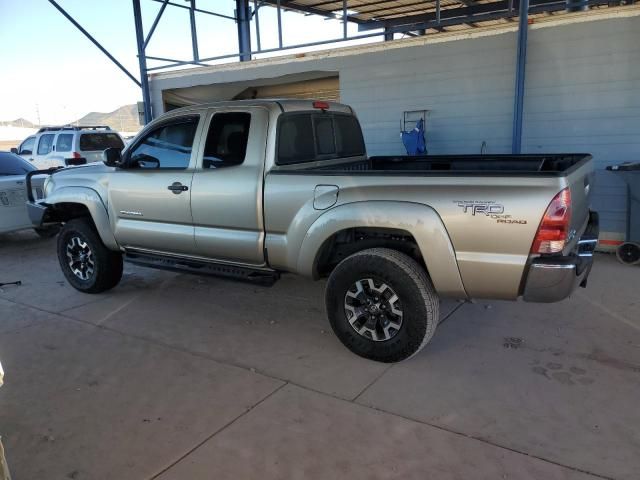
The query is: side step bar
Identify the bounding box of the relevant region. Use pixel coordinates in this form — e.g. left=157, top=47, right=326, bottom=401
left=124, top=252, right=280, bottom=287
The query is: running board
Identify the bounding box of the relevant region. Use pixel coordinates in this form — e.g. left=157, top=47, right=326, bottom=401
left=124, top=252, right=280, bottom=287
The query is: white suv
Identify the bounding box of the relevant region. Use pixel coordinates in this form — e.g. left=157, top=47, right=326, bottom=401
left=13, top=126, right=125, bottom=169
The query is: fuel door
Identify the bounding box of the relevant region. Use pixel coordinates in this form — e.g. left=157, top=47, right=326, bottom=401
left=314, top=184, right=339, bottom=210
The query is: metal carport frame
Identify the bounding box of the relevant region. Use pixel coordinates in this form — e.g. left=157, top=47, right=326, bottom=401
left=47, top=0, right=617, bottom=150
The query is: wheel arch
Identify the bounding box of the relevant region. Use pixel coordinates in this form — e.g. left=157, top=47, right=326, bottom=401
left=297, top=201, right=467, bottom=298
left=45, top=187, right=119, bottom=250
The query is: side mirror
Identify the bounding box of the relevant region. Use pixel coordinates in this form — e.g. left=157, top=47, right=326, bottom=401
left=103, top=147, right=123, bottom=167
left=10, top=148, right=18, bottom=154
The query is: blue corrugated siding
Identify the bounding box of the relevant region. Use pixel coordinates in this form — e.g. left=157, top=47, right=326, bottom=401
left=521, top=17, right=640, bottom=234
left=341, top=31, right=517, bottom=156
left=339, top=17, right=640, bottom=235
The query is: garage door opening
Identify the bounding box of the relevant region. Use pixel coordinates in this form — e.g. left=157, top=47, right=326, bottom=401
left=162, top=72, right=339, bottom=111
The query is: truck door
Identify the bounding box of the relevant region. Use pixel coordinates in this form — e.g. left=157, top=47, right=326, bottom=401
left=0, top=155, right=34, bottom=233
left=107, top=114, right=202, bottom=256
left=17, top=136, right=36, bottom=162
left=190, top=108, right=268, bottom=266
left=50, top=133, right=73, bottom=166
left=34, top=133, right=55, bottom=169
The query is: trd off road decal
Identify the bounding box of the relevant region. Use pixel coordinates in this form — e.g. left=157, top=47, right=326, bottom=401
left=454, top=200, right=527, bottom=225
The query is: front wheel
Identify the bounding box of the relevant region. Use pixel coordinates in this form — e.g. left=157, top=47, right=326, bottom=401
left=57, top=218, right=123, bottom=293
left=325, top=248, right=439, bottom=363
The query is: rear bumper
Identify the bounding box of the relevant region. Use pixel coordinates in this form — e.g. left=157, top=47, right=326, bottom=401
left=523, top=211, right=599, bottom=303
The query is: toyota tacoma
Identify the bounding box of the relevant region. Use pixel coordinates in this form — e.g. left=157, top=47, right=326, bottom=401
left=26, top=100, right=598, bottom=362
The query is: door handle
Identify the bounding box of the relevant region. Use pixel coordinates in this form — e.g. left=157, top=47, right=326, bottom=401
left=168, top=182, right=188, bottom=194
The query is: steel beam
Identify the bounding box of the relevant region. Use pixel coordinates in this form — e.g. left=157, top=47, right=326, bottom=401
left=276, top=0, right=283, bottom=48
left=149, top=0, right=236, bottom=20
left=47, top=0, right=140, bottom=87
left=132, top=0, right=152, bottom=124
left=189, top=0, right=200, bottom=62
left=342, top=0, right=348, bottom=38
left=144, top=54, right=207, bottom=66
left=254, top=0, right=262, bottom=51
left=236, top=0, right=252, bottom=61
left=512, top=0, right=529, bottom=154
left=143, top=0, right=169, bottom=50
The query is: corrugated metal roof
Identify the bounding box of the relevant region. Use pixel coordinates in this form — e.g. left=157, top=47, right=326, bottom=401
left=282, top=0, right=472, bottom=21
left=264, top=0, right=614, bottom=33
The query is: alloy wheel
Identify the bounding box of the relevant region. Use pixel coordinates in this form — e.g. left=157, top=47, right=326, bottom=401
left=344, top=278, right=403, bottom=341
left=66, top=236, right=95, bottom=281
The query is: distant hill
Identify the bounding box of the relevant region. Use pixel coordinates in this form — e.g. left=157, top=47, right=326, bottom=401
left=74, top=104, right=140, bottom=133
left=0, top=118, right=38, bottom=128
left=0, top=104, right=141, bottom=135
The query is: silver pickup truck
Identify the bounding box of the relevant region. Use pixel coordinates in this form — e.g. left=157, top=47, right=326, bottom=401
left=26, top=100, right=598, bottom=362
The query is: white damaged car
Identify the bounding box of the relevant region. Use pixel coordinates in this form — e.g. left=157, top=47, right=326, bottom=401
left=0, top=151, right=57, bottom=237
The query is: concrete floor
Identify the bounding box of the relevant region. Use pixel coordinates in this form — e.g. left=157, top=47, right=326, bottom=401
left=0, top=230, right=638, bottom=480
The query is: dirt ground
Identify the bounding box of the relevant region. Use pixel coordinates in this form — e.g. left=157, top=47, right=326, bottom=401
left=0, top=229, right=638, bottom=479
left=0, top=141, right=19, bottom=151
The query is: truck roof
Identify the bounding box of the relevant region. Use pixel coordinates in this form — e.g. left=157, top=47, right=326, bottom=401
left=166, top=99, right=354, bottom=115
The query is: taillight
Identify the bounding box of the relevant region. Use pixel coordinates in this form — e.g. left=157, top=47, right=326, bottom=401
left=72, top=151, right=82, bottom=159
left=313, top=101, right=330, bottom=110
left=531, top=188, right=571, bottom=254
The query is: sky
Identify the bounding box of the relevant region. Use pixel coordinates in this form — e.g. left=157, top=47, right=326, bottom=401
left=0, top=0, right=380, bottom=125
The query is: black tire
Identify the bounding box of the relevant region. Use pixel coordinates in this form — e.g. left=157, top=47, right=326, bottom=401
left=57, top=218, right=123, bottom=293
left=325, top=248, right=439, bottom=363
left=34, top=225, right=60, bottom=238
left=616, top=242, right=640, bottom=265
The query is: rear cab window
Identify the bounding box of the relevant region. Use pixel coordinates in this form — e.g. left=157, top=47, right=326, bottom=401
left=276, top=112, right=365, bottom=166
left=79, top=133, right=124, bottom=152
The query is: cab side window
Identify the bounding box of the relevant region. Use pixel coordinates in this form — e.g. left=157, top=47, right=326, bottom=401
left=37, top=134, right=55, bottom=156
left=202, top=112, right=251, bottom=169
left=19, top=136, right=36, bottom=155
left=56, top=134, right=73, bottom=153
left=129, top=116, right=199, bottom=169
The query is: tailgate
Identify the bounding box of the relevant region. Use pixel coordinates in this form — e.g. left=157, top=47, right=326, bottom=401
left=563, top=157, right=594, bottom=253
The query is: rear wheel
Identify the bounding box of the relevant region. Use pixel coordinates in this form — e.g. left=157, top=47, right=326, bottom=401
left=325, top=248, right=439, bottom=363
left=57, top=218, right=123, bottom=293
left=616, top=242, right=640, bottom=265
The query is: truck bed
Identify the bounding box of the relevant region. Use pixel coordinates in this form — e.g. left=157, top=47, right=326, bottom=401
left=295, top=154, right=591, bottom=176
